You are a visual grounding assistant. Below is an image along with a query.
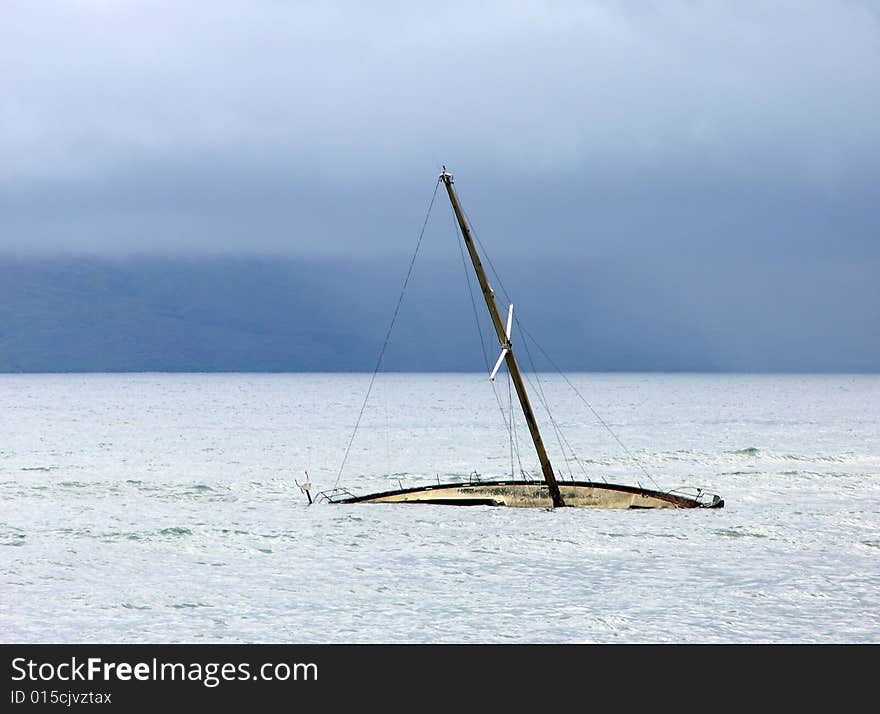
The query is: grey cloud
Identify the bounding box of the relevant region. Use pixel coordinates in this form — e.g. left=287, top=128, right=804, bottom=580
left=2, top=1, right=878, bottom=189
left=0, top=1, right=877, bottom=371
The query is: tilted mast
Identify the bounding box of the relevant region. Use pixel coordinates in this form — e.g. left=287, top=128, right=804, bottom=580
left=440, top=169, right=566, bottom=508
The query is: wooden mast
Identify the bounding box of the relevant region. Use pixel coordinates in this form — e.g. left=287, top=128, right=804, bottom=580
left=439, top=169, right=566, bottom=508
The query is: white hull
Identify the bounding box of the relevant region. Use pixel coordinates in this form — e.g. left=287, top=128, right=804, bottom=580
left=327, top=480, right=723, bottom=509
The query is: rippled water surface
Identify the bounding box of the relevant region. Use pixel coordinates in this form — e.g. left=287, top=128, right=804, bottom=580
left=2, top=373, right=878, bottom=643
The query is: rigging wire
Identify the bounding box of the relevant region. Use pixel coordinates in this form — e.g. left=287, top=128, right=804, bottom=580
left=452, top=201, right=516, bottom=466
left=333, top=179, right=441, bottom=489
left=458, top=202, right=576, bottom=481
left=519, top=340, right=577, bottom=482
left=504, top=370, right=525, bottom=479
left=519, top=327, right=596, bottom=484
left=518, top=322, right=663, bottom=492
left=508, top=369, right=525, bottom=479
left=453, top=208, right=492, bottom=373
left=507, top=371, right=515, bottom=478
left=458, top=203, right=576, bottom=481
left=459, top=202, right=660, bottom=491
left=334, top=174, right=663, bottom=495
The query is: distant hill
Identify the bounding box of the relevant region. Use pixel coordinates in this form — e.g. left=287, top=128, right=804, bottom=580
left=0, top=257, right=386, bottom=372
left=0, top=256, right=876, bottom=372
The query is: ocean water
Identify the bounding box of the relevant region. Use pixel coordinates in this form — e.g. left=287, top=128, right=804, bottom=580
left=1, top=372, right=878, bottom=643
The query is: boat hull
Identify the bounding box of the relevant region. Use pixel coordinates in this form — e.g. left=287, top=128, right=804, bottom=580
left=328, top=480, right=723, bottom=509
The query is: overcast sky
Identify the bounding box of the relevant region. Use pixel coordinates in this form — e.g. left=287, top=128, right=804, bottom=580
left=1, top=0, right=878, bottom=257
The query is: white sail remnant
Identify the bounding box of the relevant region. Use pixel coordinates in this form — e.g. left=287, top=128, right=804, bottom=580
left=489, top=304, right=514, bottom=381
left=489, top=349, right=507, bottom=381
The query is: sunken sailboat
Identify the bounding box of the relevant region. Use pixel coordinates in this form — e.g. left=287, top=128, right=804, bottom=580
left=318, top=170, right=723, bottom=510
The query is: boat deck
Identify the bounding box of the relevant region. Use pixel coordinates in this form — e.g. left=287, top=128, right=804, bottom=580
left=323, top=479, right=724, bottom=509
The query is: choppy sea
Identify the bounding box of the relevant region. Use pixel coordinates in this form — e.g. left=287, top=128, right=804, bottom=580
left=1, top=373, right=878, bottom=643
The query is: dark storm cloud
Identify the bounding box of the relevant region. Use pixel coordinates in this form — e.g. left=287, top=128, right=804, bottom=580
left=0, top=1, right=877, bottom=371
left=1, top=0, right=878, bottom=254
